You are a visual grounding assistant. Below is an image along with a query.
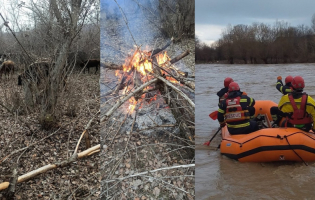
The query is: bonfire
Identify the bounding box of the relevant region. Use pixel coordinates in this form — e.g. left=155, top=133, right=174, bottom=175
left=101, top=37, right=194, bottom=141
left=100, top=37, right=195, bottom=199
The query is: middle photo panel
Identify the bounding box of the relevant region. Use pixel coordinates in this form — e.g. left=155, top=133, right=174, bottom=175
left=99, top=0, right=195, bottom=199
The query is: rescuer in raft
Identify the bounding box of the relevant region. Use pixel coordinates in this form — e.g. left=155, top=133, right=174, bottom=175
left=271, top=76, right=315, bottom=132
left=270, top=75, right=294, bottom=125
left=217, top=77, right=234, bottom=104
left=276, top=75, right=293, bottom=95
left=217, top=82, right=259, bottom=135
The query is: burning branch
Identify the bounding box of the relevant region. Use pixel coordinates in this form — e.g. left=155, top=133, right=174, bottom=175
left=169, top=50, right=190, bottom=64
left=100, top=78, right=158, bottom=122
left=150, top=37, right=174, bottom=57
left=102, top=38, right=195, bottom=144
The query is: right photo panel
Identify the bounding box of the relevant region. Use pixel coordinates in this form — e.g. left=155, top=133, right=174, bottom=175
left=196, top=0, right=315, bottom=199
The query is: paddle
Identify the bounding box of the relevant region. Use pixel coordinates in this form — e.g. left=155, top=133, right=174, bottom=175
left=203, top=127, right=222, bottom=146
left=209, top=110, right=218, bottom=120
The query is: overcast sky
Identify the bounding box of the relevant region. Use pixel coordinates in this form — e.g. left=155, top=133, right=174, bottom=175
left=196, top=0, right=315, bottom=45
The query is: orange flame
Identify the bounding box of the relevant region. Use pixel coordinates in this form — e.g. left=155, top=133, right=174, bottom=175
left=156, top=51, right=170, bottom=65
left=128, top=97, right=137, bottom=113
left=115, top=48, right=180, bottom=112
left=121, top=49, right=171, bottom=77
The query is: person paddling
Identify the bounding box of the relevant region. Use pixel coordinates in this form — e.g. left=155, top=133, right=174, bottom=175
left=218, top=82, right=258, bottom=135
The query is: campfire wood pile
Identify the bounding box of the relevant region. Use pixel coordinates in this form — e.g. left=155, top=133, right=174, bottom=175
left=101, top=38, right=195, bottom=142
left=100, top=38, right=195, bottom=199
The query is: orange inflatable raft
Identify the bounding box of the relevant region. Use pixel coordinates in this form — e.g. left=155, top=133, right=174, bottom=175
left=220, top=100, right=315, bottom=162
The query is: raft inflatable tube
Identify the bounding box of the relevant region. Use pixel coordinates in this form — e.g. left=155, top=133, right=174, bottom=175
left=220, top=100, right=315, bottom=162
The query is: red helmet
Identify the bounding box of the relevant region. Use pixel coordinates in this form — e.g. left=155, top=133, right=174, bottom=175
left=291, top=76, right=304, bottom=90
left=285, top=75, right=293, bottom=84
left=224, top=77, right=234, bottom=87
left=228, top=82, right=240, bottom=92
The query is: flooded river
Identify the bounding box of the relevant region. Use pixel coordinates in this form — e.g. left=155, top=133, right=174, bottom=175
left=196, top=64, right=315, bottom=199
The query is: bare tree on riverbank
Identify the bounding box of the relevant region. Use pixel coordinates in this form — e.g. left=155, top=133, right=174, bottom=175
left=196, top=19, right=315, bottom=64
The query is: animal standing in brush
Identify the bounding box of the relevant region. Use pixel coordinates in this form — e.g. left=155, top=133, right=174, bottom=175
left=0, top=60, right=15, bottom=79
left=18, top=61, right=68, bottom=88
left=80, top=59, right=100, bottom=74
left=18, top=61, right=50, bottom=86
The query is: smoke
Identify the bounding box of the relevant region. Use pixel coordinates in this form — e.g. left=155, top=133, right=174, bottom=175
left=101, top=0, right=163, bottom=64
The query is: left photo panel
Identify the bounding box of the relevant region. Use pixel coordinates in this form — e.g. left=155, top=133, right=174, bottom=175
left=0, top=0, right=101, bottom=199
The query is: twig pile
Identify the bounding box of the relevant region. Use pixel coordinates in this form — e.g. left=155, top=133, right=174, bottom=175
left=101, top=38, right=195, bottom=141
left=100, top=38, right=195, bottom=199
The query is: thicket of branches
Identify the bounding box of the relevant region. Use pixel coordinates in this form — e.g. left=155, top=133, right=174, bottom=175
left=0, top=0, right=100, bottom=125
left=102, top=0, right=194, bottom=40
left=0, top=1, right=101, bottom=198
left=196, top=16, right=315, bottom=64
left=158, top=0, right=194, bottom=39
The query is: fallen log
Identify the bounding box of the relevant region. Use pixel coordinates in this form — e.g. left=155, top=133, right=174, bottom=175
left=0, top=144, right=102, bottom=191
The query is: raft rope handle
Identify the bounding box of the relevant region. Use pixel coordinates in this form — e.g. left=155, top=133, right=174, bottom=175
left=222, top=135, right=279, bottom=147
left=284, top=135, right=308, bottom=166
left=222, top=131, right=315, bottom=147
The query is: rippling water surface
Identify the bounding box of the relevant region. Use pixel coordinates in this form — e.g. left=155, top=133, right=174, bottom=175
left=196, top=64, right=315, bottom=199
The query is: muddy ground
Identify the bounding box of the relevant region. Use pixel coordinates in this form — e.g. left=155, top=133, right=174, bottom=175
left=0, top=72, right=100, bottom=199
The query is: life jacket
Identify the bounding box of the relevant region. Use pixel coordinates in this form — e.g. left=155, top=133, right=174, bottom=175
left=287, top=93, right=313, bottom=125
left=225, top=96, right=250, bottom=123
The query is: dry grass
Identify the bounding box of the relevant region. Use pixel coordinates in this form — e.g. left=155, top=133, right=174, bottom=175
left=0, top=72, right=100, bottom=199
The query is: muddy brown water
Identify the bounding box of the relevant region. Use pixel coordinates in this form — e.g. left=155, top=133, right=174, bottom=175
left=196, top=64, right=315, bottom=199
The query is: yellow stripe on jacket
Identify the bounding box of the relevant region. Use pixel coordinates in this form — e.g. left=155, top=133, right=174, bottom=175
left=278, top=94, right=315, bottom=129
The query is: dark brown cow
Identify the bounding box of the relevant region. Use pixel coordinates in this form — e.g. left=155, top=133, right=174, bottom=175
left=18, top=61, right=68, bottom=88
left=18, top=61, right=49, bottom=86
left=0, top=60, right=15, bottom=79
left=80, top=59, right=100, bottom=74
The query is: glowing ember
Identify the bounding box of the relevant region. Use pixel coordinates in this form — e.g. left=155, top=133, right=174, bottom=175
left=166, top=77, right=178, bottom=83
left=148, top=94, right=157, bottom=104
